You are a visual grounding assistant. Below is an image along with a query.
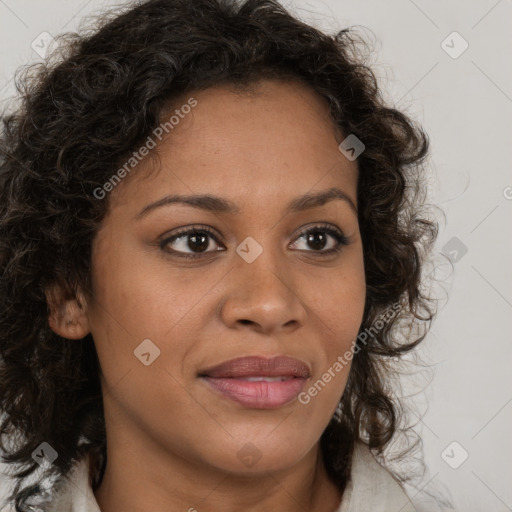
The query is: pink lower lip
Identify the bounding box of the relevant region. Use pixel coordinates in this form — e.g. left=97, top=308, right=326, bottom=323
left=201, top=377, right=307, bottom=409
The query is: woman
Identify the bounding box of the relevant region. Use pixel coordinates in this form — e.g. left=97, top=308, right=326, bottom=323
left=0, top=0, right=441, bottom=511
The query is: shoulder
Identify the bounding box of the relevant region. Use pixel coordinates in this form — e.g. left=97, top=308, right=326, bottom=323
left=337, top=442, right=417, bottom=512
left=40, top=453, right=101, bottom=512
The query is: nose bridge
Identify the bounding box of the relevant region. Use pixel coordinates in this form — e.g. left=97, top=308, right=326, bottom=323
left=236, top=234, right=287, bottom=296
left=221, top=233, right=305, bottom=332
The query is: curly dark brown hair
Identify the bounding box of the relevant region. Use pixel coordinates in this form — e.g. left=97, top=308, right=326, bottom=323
left=0, top=0, right=439, bottom=510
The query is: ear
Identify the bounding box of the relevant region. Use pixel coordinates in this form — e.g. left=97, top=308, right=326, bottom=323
left=46, top=283, right=91, bottom=340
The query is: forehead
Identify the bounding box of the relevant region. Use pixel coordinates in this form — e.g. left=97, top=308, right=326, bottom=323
left=108, top=79, right=357, bottom=215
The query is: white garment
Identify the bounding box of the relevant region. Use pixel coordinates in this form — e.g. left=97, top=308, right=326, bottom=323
left=39, top=442, right=417, bottom=512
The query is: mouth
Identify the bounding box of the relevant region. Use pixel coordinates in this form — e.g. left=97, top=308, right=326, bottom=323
left=198, top=355, right=310, bottom=409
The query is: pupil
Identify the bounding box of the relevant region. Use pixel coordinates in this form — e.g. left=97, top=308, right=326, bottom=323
left=189, top=232, right=208, bottom=252
left=308, top=231, right=326, bottom=250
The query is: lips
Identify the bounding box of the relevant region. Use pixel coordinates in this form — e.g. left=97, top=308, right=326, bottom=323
left=198, top=356, right=310, bottom=409
left=198, top=355, right=311, bottom=379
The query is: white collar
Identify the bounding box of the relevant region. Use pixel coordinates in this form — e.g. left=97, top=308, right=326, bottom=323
left=338, top=443, right=416, bottom=512
left=44, top=442, right=416, bottom=512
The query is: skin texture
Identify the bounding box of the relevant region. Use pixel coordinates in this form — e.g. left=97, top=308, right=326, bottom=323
left=48, top=79, right=366, bottom=512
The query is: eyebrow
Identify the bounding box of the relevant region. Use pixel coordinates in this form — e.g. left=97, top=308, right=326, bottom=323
left=135, top=186, right=357, bottom=220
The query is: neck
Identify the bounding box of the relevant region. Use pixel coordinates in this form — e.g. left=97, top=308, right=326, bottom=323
left=94, top=429, right=343, bottom=512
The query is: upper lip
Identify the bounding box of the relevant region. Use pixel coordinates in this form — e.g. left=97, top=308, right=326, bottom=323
left=198, top=355, right=311, bottom=379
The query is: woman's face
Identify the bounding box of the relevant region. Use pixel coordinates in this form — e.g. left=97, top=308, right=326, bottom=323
left=83, top=79, right=366, bottom=476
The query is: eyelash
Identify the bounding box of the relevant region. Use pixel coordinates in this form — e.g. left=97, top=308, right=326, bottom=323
left=158, top=223, right=350, bottom=260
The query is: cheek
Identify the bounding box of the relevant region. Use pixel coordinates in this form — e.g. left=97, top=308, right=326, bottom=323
left=88, top=238, right=226, bottom=393
left=309, top=256, right=366, bottom=345
left=298, top=274, right=364, bottom=412
left=90, top=235, right=198, bottom=337
left=305, top=264, right=365, bottom=404
left=87, top=249, right=198, bottom=427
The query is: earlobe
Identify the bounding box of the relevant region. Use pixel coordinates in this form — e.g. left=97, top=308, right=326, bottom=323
left=46, top=284, right=91, bottom=340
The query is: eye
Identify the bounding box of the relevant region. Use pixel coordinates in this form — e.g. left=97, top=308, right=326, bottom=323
left=159, top=225, right=224, bottom=259
left=159, top=223, right=350, bottom=259
left=290, top=223, right=349, bottom=256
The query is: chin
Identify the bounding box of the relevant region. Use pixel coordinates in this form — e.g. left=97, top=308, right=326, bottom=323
left=200, top=432, right=316, bottom=475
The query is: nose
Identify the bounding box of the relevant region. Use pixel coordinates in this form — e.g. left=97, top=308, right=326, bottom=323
left=219, top=246, right=307, bottom=335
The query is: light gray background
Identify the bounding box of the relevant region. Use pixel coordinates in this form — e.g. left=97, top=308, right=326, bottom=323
left=0, top=1, right=511, bottom=511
